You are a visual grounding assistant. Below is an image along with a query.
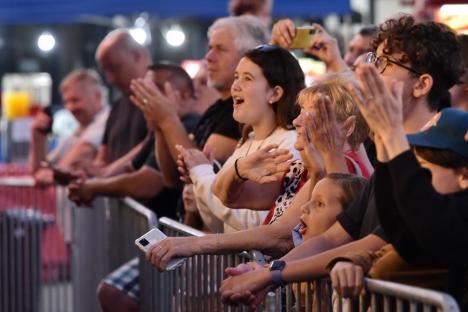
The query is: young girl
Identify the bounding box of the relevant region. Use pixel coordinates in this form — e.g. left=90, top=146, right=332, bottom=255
left=294, top=173, right=367, bottom=245
left=292, top=173, right=367, bottom=311
left=174, top=44, right=305, bottom=234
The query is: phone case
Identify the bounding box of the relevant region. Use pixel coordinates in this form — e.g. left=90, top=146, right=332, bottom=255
left=289, top=26, right=316, bottom=49
left=135, top=228, right=186, bottom=271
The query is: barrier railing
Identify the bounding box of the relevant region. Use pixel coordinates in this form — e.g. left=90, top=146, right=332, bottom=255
left=140, top=217, right=267, bottom=312
left=71, top=196, right=157, bottom=312
left=364, top=278, right=460, bottom=312
left=142, top=217, right=461, bottom=312
left=0, top=169, right=158, bottom=312
left=0, top=176, right=72, bottom=312
left=0, top=172, right=460, bottom=312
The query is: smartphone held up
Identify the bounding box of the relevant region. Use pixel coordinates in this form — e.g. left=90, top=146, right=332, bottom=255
left=289, top=26, right=317, bottom=49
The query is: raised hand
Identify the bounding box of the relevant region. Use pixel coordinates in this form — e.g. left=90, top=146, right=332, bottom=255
left=271, top=19, right=296, bottom=48
left=309, top=93, right=347, bottom=155
left=299, top=93, right=349, bottom=174
left=175, top=145, right=211, bottom=183
left=349, top=64, right=407, bottom=160
left=351, top=64, right=404, bottom=140
left=304, top=24, right=348, bottom=73
left=31, top=111, right=52, bottom=138
left=130, top=79, right=181, bottom=131
left=236, top=144, right=292, bottom=184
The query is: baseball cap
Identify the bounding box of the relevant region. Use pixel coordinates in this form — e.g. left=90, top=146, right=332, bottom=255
left=407, top=108, right=468, bottom=159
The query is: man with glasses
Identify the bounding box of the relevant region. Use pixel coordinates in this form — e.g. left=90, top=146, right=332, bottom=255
left=365, top=51, right=422, bottom=76
left=220, top=15, right=463, bottom=309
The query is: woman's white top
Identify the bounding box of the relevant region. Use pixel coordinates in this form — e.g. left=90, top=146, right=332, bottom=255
left=189, top=127, right=299, bottom=233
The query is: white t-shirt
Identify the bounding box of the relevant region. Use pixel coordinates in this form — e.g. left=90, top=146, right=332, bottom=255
left=48, top=105, right=110, bottom=164
left=189, top=127, right=299, bottom=233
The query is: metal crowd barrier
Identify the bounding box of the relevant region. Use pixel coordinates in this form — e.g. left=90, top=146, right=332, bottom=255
left=140, top=217, right=268, bottom=312
left=71, top=196, right=157, bottom=312
left=0, top=176, right=72, bottom=312
left=0, top=172, right=460, bottom=312
left=142, top=217, right=461, bottom=312
left=0, top=170, right=158, bottom=312
left=363, top=278, right=460, bottom=312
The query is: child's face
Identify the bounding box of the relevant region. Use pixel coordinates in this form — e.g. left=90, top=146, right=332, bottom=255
left=299, top=178, right=344, bottom=241
left=416, top=154, right=467, bottom=194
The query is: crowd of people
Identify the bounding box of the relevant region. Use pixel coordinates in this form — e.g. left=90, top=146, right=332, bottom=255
left=27, top=0, right=468, bottom=310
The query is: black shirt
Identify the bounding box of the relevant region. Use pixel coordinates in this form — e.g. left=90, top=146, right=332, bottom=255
left=131, top=113, right=201, bottom=219
left=102, top=96, right=148, bottom=163
left=194, top=97, right=240, bottom=149
left=337, top=174, right=387, bottom=241
left=375, top=150, right=468, bottom=309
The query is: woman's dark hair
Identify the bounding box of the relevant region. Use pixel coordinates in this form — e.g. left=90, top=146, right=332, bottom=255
left=326, top=173, right=368, bottom=211
left=373, top=14, right=464, bottom=111
left=243, top=45, right=305, bottom=134
left=414, top=146, right=468, bottom=170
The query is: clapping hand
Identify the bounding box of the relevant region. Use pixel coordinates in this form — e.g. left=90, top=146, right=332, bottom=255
left=235, top=144, right=292, bottom=184
left=175, top=145, right=212, bottom=183
left=130, top=79, right=181, bottom=131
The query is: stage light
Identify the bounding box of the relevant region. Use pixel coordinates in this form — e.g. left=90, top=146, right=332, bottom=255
left=37, top=32, right=55, bottom=52
left=130, top=27, right=148, bottom=45
left=165, top=27, right=185, bottom=47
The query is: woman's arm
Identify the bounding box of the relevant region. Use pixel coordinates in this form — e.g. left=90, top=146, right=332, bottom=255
left=146, top=179, right=312, bottom=270
left=212, top=144, right=291, bottom=209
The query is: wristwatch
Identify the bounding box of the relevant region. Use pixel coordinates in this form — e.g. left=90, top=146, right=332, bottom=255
left=269, top=260, right=286, bottom=287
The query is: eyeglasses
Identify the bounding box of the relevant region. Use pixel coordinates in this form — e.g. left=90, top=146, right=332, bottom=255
left=254, top=44, right=281, bottom=52
left=365, top=52, right=422, bottom=75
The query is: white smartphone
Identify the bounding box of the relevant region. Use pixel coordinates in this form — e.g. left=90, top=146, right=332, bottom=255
left=135, top=227, right=186, bottom=271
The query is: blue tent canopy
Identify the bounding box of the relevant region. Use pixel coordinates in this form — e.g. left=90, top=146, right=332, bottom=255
left=0, top=0, right=351, bottom=25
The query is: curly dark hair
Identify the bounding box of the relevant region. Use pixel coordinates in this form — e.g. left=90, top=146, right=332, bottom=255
left=373, top=14, right=464, bottom=111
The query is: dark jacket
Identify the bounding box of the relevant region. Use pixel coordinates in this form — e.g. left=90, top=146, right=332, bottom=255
left=375, top=150, right=468, bottom=310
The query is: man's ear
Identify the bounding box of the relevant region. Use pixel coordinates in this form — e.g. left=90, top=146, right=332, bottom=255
left=412, top=73, right=433, bottom=99
left=268, top=86, right=284, bottom=104
left=458, top=167, right=468, bottom=190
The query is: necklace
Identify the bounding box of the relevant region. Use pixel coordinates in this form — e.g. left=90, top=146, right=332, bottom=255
left=244, top=127, right=278, bottom=157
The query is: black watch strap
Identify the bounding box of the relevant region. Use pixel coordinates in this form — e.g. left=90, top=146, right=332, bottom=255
left=271, top=270, right=284, bottom=287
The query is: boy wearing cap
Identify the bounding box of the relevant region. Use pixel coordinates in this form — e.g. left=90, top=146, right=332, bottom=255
left=329, top=107, right=468, bottom=305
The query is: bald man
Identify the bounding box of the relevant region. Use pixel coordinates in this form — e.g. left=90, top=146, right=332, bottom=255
left=93, top=30, right=149, bottom=173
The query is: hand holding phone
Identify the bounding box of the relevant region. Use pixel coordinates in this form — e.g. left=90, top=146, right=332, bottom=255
left=135, top=228, right=186, bottom=271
